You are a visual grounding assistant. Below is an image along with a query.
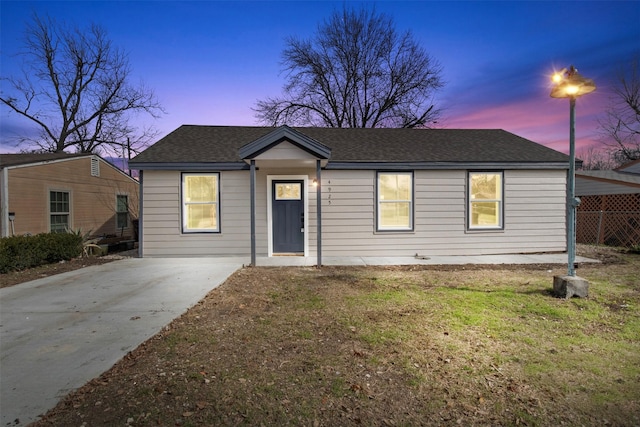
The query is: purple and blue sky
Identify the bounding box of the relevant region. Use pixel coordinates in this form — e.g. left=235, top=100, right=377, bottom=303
left=1, top=1, right=639, bottom=155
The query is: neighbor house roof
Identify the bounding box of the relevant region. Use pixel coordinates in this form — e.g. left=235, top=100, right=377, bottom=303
left=616, top=159, right=640, bottom=174
left=0, top=152, right=139, bottom=183
left=129, top=125, right=571, bottom=170
left=577, top=169, right=640, bottom=188
left=0, top=152, right=90, bottom=168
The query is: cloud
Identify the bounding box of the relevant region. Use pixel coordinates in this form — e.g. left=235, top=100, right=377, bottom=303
left=443, top=95, right=605, bottom=155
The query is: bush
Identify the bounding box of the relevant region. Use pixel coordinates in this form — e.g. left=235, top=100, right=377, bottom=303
left=0, top=232, right=83, bottom=274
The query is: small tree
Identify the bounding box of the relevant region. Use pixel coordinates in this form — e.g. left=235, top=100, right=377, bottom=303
left=599, top=56, right=640, bottom=162
left=0, top=14, right=163, bottom=156
left=255, top=6, right=444, bottom=128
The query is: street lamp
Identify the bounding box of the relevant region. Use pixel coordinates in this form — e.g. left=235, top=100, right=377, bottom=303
left=550, top=65, right=596, bottom=282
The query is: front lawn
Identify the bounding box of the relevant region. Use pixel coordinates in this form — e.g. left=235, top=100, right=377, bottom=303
left=34, top=250, right=640, bottom=426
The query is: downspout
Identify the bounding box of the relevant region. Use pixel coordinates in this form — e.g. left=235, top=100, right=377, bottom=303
left=138, top=170, right=144, bottom=258
left=250, top=160, right=256, bottom=266
left=1, top=167, right=8, bottom=237
left=316, top=160, right=322, bottom=267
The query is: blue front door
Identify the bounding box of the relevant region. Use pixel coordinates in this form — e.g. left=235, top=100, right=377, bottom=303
left=273, top=180, right=304, bottom=254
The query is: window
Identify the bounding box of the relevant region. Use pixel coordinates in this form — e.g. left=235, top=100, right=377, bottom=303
left=275, top=182, right=301, bottom=200
left=377, top=172, right=413, bottom=231
left=50, top=191, right=70, bottom=233
left=116, top=195, right=129, bottom=229
left=468, top=172, right=503, bottom=229
left=182, top=173, right=220, bottom=233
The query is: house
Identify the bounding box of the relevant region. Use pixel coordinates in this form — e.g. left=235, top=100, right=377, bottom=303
left=0, top=153, right=139, bottom=238
left=129, top=125, right=574, bottom=264
left=575, top=159, right=640, bottom=247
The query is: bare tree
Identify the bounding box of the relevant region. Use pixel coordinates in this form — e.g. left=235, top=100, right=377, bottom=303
left=577, top=145, right=621, bottom=170
left=0, top=14, right=163, bottom=156
left=599, top=56, right=640, bottom=162
left=255, top=6, right=444, bottom=128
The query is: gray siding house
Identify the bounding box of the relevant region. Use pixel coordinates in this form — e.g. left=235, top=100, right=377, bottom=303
left=129, top=125, right=572, bottom=264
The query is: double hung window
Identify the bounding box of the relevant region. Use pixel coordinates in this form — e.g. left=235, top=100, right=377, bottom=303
left=468, top=172, right=503, bottom=229
left=116, top=195, right=129, bottom=229
left=50, top=191, right=70, bottom=233
left=182, top=173, right=220, bottom=233
left=377, top=172, right=413, bottom=231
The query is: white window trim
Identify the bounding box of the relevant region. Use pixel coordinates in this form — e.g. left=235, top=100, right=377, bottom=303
left=181, top=172, right=221, bottom=233
left=116, top=193, right=129, bottom=229
left=49, top=189, right=71, bottom=233
left=376, top=171, right=414, bottom=232
left=266, top=175, right=309, bottom=257
left=467, top=171, right=504, bottom=230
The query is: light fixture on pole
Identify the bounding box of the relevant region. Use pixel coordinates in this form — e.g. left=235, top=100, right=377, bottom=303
left=550, top=66, right=595, bottom=298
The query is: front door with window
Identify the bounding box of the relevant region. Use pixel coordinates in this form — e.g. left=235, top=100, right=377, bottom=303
left=272, top=180, right=304, bottom=254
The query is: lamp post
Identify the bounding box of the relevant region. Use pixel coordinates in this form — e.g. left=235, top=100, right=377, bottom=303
left=550, top=65, right=596, bottom=280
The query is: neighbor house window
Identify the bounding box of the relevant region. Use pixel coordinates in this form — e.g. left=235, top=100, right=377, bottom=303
left=468, top=171, right=503, bottom=229
left=116, top=195, right=129, bottom=229
left=182, top=173, right=220, bottom=233
left=50, top=191, right=70, bottom=233
left=377, top=172, right=413, bottom=231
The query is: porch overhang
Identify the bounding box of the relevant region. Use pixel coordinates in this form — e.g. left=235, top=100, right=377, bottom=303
left=241, top=127, right=328, bottom=268
left=239, top=125, right=331, bottom=164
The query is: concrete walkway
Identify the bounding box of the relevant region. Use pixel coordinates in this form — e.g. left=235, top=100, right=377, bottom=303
left=255, top=253, right=598, bottom=266
left=0, top=257, right=244, bottom=426
left=0, top=252, right=597, bottom=426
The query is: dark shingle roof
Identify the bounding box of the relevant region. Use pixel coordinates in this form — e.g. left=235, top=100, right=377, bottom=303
left=0, top=152, right=90, bottom=168
left=130, top=125, right=570, bottom=166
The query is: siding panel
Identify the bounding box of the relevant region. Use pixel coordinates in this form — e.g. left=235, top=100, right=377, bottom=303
left=7, top=157, right=138, bottom=237
left=140, top=168, right=567, bottom=257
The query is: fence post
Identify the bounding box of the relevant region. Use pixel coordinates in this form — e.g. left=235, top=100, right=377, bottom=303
left=597, top=210, right=604, bottom=245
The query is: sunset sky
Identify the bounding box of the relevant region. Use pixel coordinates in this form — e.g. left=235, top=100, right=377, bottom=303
left=1, top=1, right=639, bottom=156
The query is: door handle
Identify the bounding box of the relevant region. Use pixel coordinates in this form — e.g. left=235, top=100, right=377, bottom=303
left=300, top=212, right=304, bottom=232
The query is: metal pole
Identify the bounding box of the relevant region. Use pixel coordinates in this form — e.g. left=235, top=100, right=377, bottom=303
left=567, top=97, right=577, bottom=276
left=316, top=160, right=322, bottom=267
left=250, top=160, right=256, bottom=267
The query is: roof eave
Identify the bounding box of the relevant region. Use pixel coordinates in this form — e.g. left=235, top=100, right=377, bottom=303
left=325, top=161, right=570, bottom=170
left=129, top=162, right=249, bottom=171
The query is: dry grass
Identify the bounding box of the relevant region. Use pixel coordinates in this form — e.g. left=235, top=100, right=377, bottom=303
left=32, top=247, right=640, bottom=426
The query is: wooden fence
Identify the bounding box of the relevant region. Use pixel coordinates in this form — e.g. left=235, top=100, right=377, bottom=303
left=576, top=193, right=640, bottom=248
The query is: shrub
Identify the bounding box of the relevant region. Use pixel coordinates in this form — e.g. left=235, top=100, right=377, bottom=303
left=0, top=232, right=83, bottom=274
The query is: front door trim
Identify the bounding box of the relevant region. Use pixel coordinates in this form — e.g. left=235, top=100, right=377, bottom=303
left=267, top=175, right=309, bottom=257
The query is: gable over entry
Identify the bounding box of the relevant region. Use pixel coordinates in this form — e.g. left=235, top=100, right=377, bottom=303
left=238, top=126, right=331, bottom=266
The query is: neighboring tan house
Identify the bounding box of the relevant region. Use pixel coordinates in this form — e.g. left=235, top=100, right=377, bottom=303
left=129, top=125, right=574, bottom=264
left=576, top=159, right=640, bottom=247
left=0, top=153, right=139, bottom=238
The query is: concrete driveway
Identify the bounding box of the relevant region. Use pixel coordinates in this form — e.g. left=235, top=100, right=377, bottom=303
left=0, top=257, right=244, bottom=426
